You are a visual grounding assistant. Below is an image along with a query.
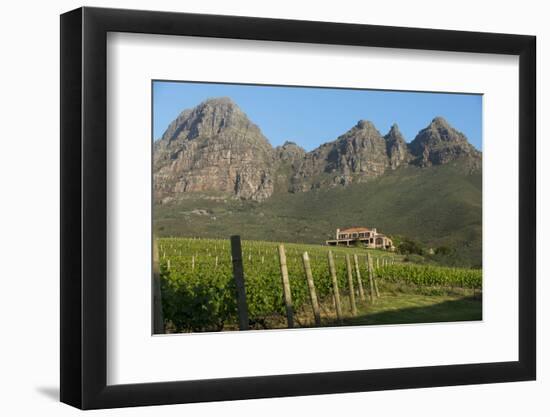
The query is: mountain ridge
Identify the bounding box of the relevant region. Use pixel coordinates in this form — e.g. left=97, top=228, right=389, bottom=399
left=154, top=97, right=481, bottom=203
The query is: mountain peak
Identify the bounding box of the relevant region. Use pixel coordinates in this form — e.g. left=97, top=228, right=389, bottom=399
left=355, top=119, right=377, bottom=130
left=384, top=123, right=410, bottom=169
left=430, top=116, right=451, bottom=128
left=386, top=123, right=402, bottom=136
left=409, top=117, right=480, bottom=167
left=198, top=96, right=238, bottom=109
left=276, top=141, right=306, bottom=164
left=154, top=97, right=275, bottom=201
left=277, top=140, right=305, bottom=155
left=192, top=96, right=242, bottom=121
left=159, top=96, right=252, bottom=143
left=294, top=118, right=388, bottom=189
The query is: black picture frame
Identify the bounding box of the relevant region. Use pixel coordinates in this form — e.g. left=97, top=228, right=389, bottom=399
left=60, top=6, right=536, bottom=410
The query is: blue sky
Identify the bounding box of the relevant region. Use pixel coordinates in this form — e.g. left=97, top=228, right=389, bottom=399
left=153, top=81, right=482, bottom=151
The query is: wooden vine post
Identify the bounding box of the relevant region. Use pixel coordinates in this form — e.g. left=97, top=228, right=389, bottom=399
left=327, top=251, right=343, bottom=322
left=369, top=252, right=387, bottom=298
left=353, top=254, right=366, bottom=301
left=345, top=254, right=357, bottom=315
left=230, top=235, right=249, bottom=330
left=278, top=244, right=294, bottom=328
left=302, top=252, right=321, bottom=326
left=366, top=253, right=376, bottom=303
left=152, top=235, right=164, bottom=334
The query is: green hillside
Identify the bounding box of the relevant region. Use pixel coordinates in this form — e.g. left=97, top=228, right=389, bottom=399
left=154, top=160, right=481, bottom=267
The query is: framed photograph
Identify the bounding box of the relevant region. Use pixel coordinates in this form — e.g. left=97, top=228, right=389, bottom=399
left=60, top=6, right=536, bottom=409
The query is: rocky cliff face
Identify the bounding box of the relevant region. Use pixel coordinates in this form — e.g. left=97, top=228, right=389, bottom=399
left=408, top=117, right=481, bottom=168
left=385, top=124, right=411, bottom=169
left=290, top=120, right=390, bottom=191
left=153, top=98, right=481, bottom=202
left=275, top=141, right=306, bottom=165
left=154, top=97, right=276, bottom=202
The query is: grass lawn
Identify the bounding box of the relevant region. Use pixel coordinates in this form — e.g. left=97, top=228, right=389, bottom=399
left=335, top=293, right=482, bottom=327
left=245, top=292, right=482, bottom=330
left=165, top=292, right=482, bottom=332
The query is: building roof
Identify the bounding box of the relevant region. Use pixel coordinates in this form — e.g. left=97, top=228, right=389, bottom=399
left=340, top=227, right=372, bottom=233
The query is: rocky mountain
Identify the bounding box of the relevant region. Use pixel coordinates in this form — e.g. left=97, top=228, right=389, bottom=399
left=384, top=123, right=411, bottom=169
left=290, top=120, right=390, bottom=191
left=153, top=97, right=481, bottom=202
left=154, top=97, right=276, bottom=202
left=408, top=116, right=481, bottom=168
left=275, top=141, right=306, bottom=163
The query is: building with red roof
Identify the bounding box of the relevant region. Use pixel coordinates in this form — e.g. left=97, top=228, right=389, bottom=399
left=325, top=227, right=394, bottom=250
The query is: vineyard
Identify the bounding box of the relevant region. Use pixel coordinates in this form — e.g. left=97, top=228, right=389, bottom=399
left=157, top=237, right=482, bottom=333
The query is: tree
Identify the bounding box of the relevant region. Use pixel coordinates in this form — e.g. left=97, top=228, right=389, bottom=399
left=435, top=246, right=452, bottom=256
left=397, top=238, right=424, bottom=256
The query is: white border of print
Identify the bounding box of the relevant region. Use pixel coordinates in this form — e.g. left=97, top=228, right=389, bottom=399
left=106, top=32, right=518, bottom=385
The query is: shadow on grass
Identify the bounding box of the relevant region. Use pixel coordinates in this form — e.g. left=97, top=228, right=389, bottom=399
left=328, top=295, right=482, bottom=327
